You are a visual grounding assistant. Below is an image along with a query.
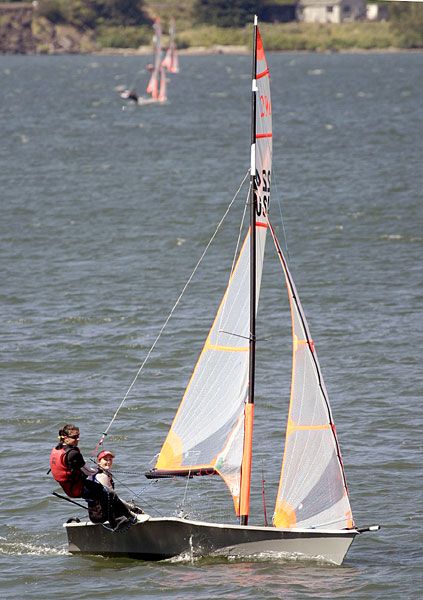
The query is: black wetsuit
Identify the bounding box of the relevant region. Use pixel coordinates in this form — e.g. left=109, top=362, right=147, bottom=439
left=128, top=91, right=138, bottom=102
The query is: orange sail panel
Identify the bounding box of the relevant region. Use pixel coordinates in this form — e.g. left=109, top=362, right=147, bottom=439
left=146, top=71, right=158, bottom=99
left=270, top=223, right=354, bottom=530
left=158, top=66, right=167, bottom=103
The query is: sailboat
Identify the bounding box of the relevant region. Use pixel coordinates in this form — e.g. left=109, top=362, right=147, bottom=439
left=161, top=18, right=180, bottom=74
left=120, top=19, right=167, bottom=105
left=65, top=18, right=378, bottom=564
left=142, top=18, right=167, bottom=104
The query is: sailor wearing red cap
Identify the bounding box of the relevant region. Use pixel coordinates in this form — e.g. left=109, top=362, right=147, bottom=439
left=92, top=450, right=115, bottom=490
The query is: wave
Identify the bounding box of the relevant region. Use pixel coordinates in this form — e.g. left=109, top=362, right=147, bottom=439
left=0, top=538, right=69, bottom=557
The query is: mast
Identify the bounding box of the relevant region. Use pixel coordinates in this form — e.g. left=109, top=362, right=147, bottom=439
left=239, top=15, right=258, bottom=527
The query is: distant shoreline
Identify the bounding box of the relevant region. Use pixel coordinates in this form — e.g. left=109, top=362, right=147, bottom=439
left=93, top=44, right=421, bottom=57
left=93, top=45, right=248, bottom=56
left=1, top=11, right=421, bottom=56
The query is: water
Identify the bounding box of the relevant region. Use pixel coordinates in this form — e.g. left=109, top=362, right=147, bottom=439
left=1, top=50, right=422, bottom=599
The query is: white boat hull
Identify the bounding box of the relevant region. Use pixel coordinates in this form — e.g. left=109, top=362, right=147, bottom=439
left=137, top=97, right=166, bottom=106
left=65, top=516, right=357, bottom=565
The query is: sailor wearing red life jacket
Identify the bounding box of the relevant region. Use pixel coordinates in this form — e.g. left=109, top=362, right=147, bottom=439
left=49, top=424, right=90, bottom=497
left=50, top=424, right=138, bottom=529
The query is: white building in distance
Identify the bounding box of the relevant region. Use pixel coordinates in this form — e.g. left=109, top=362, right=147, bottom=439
left=298, top=0, right=367, bottom=23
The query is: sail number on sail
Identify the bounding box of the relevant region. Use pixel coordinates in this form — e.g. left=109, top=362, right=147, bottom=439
left=259, top=94, right=271, bottom=118
left=255, top=169, right=271, bottom=218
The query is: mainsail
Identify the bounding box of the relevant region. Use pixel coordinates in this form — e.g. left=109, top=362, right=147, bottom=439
left=239, top=18, right=272, bottom=525
left=146, top=19, right=163, bottom=100
left=157, top=65, right=167, bottom=103
left=162, top=18, right=179, bottom=74
left=270, top=223, right=354, bottom=530
left=147, top=20, right=272, bottom=518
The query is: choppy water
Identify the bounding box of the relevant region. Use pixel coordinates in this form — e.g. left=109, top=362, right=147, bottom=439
left=0, top=50, right=422, bottom=599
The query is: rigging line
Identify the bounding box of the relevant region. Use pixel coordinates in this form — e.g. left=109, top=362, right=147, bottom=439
left=107, top=470, right=164, bottom=517
left=261, top=460, right=268, bottom=527
left=130, top=40, right=160, bottom=92
left=271, top=171, right=291, bottom=264
left=95, top=170, right=250, bottom=451
left=231, top=182, right=251, bottom=276
left=217, top=180, right=251, bottom=339
left=179, top=469, right=192, bottom=516
left=128, top=65, right=147, bottom=94
left=128, top=18, right=162, bottom=91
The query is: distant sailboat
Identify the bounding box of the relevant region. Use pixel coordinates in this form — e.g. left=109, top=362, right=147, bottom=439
left=142, top=18, right=167, bottom=103
left=120, top=18, right=167, bottom=106
left=66, top=17, right=379, bottom=564
left=162, top=18, right=179, bottom=74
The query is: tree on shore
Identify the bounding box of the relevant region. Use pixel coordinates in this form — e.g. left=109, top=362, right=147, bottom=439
left=37, top=0, right=148, bottom=29
left=389, top=2, right=423, bottom=48
left=193, top=0, right=263, bottom=28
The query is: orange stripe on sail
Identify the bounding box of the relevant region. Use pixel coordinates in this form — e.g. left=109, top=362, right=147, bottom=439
left=257, top=133, right=272, bottom=139
left=285, top=416, right=332, bottom=436
left=256, top=222, right=268, bottom=228
left=288, top=423, right=332, bottom=433
left=206, top=342, right=248, bottom=352
left=257, top=68, right=269, bottom=80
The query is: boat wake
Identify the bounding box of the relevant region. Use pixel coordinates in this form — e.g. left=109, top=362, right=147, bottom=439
left=0, top=537, right=69, bottom=557
left=165, top=547, right=337, bottom=566
left=227, top=551, right=338, bottom=566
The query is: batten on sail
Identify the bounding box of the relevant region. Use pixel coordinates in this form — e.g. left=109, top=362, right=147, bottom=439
left=269, top=223, right=354, bottom=530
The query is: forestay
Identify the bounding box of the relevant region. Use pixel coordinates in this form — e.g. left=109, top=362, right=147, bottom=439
left=149, top=23, right=272, bottom=517
left=270, top=224, right=354, bottom=530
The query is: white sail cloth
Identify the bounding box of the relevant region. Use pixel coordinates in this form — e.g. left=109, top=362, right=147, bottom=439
left=154, top=24, right=272, bottom=515
left=271, top=224, right=354, bottom=530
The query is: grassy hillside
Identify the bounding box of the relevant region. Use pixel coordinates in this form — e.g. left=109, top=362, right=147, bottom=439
left=107, top=1, right=423, bottom=51
left=96, top=20, right=418, bottom=53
